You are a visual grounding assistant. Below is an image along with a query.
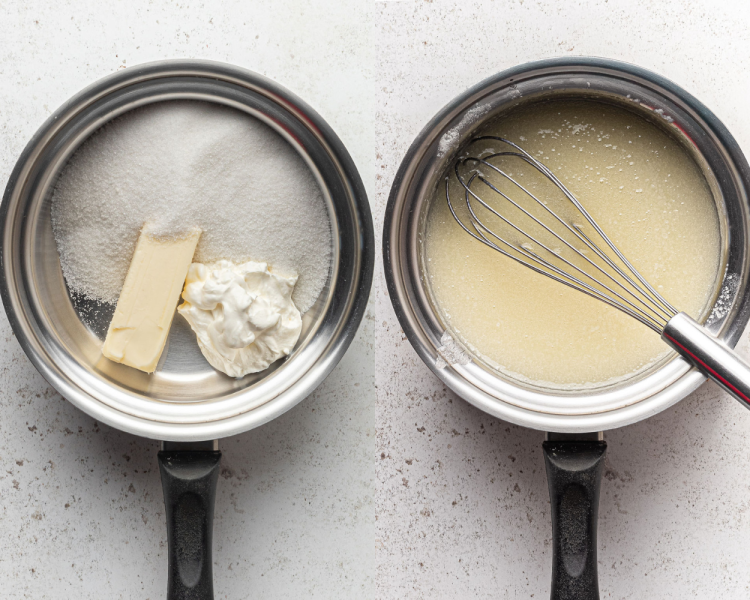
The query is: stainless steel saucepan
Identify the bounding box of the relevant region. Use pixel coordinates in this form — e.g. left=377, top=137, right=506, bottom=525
left=1, top=60, right=374, bottom=599
left=383, top=57, right=750, bottom=599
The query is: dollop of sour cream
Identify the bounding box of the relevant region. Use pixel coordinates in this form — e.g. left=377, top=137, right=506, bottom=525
left=178, top=260, right=302, bottom=377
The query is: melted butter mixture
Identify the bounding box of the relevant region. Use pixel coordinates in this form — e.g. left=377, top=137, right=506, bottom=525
left=423, top=99, right=722, bottom=388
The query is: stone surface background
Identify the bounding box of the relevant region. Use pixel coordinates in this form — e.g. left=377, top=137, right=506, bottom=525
left=0, top=2, right=374, bottom=599
left=4, top=1, right=750, bottom=598
left=374, top=1, right=750, bottom=599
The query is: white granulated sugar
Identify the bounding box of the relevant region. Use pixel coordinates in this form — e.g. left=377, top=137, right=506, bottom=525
left=51, top=101, right=332, bottom=314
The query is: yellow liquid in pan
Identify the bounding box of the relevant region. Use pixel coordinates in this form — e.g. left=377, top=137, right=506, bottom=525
left=423, top=99, right=722, bottom=388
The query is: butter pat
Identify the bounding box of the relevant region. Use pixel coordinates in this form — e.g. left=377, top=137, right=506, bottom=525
left=102, top=227, right=201, bottom=373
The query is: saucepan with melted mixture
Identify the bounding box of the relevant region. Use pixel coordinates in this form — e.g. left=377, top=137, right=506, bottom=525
left=384, top=58, right=750, bottom=599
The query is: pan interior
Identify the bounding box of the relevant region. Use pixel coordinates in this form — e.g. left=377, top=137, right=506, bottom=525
left=419, top=94, right=727, bottom=393
left=24, top=95, right=338, bottom=409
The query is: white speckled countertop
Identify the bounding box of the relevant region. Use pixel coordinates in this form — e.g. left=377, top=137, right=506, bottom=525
left=0, top=2, right=374, bottom=598
left=373, top=1, right=750, bottom=599
left=4, top=1, right=750, bottom=599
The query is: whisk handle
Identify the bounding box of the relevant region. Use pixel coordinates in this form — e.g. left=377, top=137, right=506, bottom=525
left=662, top=312, right=750, bottom=407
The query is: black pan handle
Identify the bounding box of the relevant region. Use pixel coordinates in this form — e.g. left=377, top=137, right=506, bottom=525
left=158, top=448, right=222, bottom=600
left=542, top=439, right=607, bottom=600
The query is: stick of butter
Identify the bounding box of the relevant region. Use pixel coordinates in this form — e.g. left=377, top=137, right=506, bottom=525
left=102, top=227, right=201, bottom=373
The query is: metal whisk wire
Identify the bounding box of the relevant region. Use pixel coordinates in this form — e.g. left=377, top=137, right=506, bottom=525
left=445, top=137, right=678, bottom=334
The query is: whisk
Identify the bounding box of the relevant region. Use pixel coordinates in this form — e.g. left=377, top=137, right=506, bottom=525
left=446, top=137, right=750, bottom=406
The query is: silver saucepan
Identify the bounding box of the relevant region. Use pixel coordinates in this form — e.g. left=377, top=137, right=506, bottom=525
left=383, top=57, right=750, bottom=599
left=1, top=60, right=374, bottom=599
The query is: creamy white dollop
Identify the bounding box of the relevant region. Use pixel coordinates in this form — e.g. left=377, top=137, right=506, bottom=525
left=177, top=260, right=302, bottom=377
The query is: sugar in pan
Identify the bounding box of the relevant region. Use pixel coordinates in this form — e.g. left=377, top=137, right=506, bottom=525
left=51, top=100, right=332, bottom=315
